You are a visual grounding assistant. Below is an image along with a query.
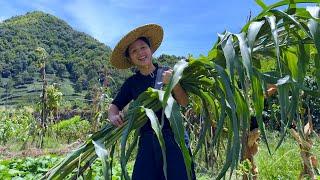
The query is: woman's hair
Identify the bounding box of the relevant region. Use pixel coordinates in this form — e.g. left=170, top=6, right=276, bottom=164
left=125, top=37, right=151, bottom=57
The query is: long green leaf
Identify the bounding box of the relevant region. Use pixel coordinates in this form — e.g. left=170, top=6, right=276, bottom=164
left=167, top=101, right=193, bottom=180
left=307, top=7, right=320, bottom=85
left=235, top=33, right=253, bottom=80
left=257, top=0, right=320, bottom=17
left=265, top=15, right=282, bottom=76
left=247, top=20, right=265, bottom=51
left=252, top=71, right=271, bottom=154
left=270, top=9, right=313, bottom=38
left=221, top=33, right=236, bottom=84
left=255, top=0, right=268, bottom=10
left=92, top=140, right=110, bottom=180
left=144, top=107, right=168, bottom=180
left=120, top=102, right=140, bottom=180
left=163, top=59, right=188, bottom=106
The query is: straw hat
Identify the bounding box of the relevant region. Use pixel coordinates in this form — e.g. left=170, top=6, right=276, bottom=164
left=110, top=24, right=163, bottom=69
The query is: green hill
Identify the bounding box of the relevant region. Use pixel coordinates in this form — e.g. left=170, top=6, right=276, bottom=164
left=0, top=11, right=129, bottom=106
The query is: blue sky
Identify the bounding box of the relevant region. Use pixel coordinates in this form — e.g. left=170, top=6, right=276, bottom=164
left=0, top=0, right=282, bottom=57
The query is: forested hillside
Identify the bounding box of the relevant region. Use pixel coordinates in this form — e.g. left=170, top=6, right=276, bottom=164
left=0, top=11, right=125, bottom=106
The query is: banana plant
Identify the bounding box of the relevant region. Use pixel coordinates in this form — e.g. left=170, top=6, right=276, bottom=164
left=44, top=0, right=320, bottom=179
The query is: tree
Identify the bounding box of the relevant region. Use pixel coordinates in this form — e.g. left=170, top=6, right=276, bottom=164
left=35, top=47, right=48, bottom=148
left=157, top=54, right=185, bottom=68
left=55, top=63, right=67, bottom=78
left=21, top=71, right=34, bottom=84
left=2, top=78, right=13, bottom=107
left=46, top=84, right=63, bottom=120
left=12, top=74, right=24, bottom=86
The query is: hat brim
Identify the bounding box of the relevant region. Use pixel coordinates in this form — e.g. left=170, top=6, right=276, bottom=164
left=110, top=24, right=163, bottom=69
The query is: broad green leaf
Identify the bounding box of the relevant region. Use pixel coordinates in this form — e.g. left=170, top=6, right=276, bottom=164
left=247, top=20, right=265, bottom=50
left=265, top=15, right=282, bottom=76
left=194, top=91, right=214, bottom=156
left=284, top=47, right=299, bottom=80
left=221, top=33, right=236, bottom=84
left=109, top=144, right=116, bottom=180
left=257, top=0, right=320, bottom=17
left=275, top=77, right=291, bottom=151
left=288, top=0, right=296, bottom=10
left=255, top=0, right=268, bottom=10
left=124, top=130, right=139, bottom=162
left=92, top=140, right=110, bottom=180
left=307, top=7, right=320, bottom=51
left=144, top=107, right=167, bottom=180
left=269, top=9, right=313, bottom=38
left=212, top=88, right=227, bottom=147
left=216, top=124, right=233, bottom=180
left=295, top=8, right=320, bottom=22
left=276, top=75, right=292, bottom=86
left=307, top=7, right=320, bottom=85
left=215, top=65, right=241, bottom=174
left=235, top=33, right=253, bottom=80
left=234, top=87, right=250, bottom=159
left=252, top=72, right=270, bottom=154
left=296, top=44, right=310, bottom=82
left=315, top=54, right=320, bottom=85
left=167, top=101, right=193, bottom=180
left=163, top=59, right=188, bottom=106
left=120, top=101, right=140, bottom=180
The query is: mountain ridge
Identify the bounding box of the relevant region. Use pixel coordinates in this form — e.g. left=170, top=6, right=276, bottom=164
left=0, top=11, right=128, bottom=106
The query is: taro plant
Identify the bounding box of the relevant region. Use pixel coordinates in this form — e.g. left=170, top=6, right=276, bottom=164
left=45, top=1, right=320, bottom=179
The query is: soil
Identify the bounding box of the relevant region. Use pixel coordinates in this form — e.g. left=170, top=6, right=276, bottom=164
left=0, top=140, right=83, bottom=160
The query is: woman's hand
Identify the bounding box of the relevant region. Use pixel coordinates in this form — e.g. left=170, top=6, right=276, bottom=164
left=162, top=69, right=189, bottom=107
left=162, top=69, right=173, bottom=85
left=108, top=104, right=124, bottom=127
left=109, top=113, right=124, bottom=127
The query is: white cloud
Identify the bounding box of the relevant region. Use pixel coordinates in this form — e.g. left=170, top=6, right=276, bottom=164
left=0, top=16, right=6, bottom=23
left=63, top=0, right=136, bottom=48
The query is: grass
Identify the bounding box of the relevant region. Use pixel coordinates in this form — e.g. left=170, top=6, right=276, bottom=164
left=189, top=132, right=320, bottom=179
left=256, top=132, right=320, bottom=180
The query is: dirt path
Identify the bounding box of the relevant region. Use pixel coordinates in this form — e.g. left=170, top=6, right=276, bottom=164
left=0, top=140, right=83, bottom=160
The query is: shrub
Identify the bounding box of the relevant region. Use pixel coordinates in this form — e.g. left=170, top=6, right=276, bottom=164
left=51, top=116, right=90, bottom=143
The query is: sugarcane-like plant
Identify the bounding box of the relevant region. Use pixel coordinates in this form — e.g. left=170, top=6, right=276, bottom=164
left=44, top=0, right=320, bottom=179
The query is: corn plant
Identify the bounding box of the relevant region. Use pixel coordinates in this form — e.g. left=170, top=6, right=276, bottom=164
left=45, top=1, right=320, bottom=179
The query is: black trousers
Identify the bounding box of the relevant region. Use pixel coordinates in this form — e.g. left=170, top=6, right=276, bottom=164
left=132, top=129, right=196, bottom=180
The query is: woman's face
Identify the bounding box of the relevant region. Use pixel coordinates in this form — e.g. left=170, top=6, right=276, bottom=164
left=128, top=39, right=152, bottom=68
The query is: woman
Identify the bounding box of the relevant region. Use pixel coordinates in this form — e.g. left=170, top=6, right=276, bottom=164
left=108, top=24, right=196, bottom=180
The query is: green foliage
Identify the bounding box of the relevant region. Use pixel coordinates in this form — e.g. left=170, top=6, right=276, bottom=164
left=236, top=159, right=253, bottom=178
left=0, top=155, right=134, bottom=180
left=46, top=85, right=63, bottom=113
left=51, top=116, right=90, bottom=143
left=0, top=156, right=61, bottom=179
left=156, top=54, right=185, bottom=68
left=0, top=108, right=35, bottom=145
